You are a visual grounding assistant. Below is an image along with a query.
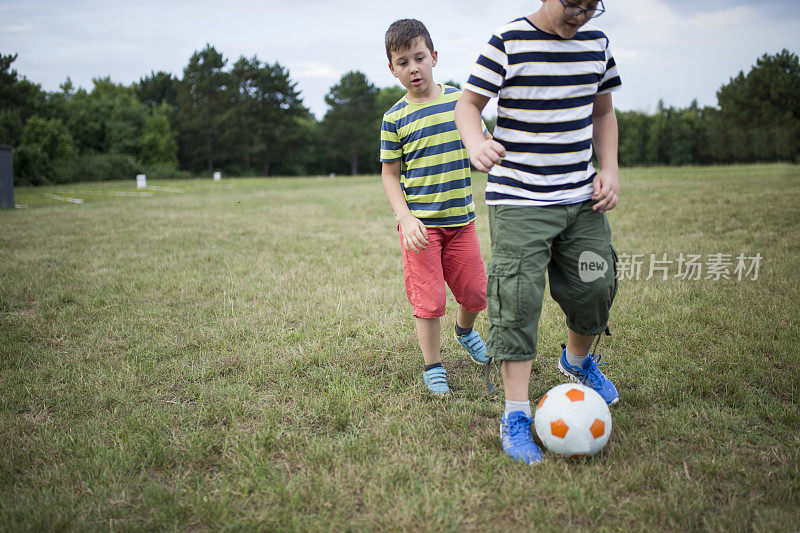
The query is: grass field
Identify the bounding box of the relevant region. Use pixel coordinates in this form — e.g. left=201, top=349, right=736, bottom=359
left=1, top=164, right=799, bottom=531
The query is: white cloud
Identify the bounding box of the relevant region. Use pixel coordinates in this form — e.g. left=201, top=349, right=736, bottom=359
left=0, top=24, right=35, bottom=33
left=606, top=1, right=800, bottom=112
left=295, top=62, right=342, bottom=80
left=1, top=1, right=798, bottom=118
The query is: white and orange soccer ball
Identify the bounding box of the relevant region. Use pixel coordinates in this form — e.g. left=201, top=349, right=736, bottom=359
left=533, top=383, right=612, bottom=457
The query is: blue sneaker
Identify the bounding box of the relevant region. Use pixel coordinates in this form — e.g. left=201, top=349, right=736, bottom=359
left=422, top=366, right=450, bottom=395
left=500, top=411, right=544, bottom=465
left=455, top=328, right=489, bottom=365
left=557, top=348, right=620, bottom=406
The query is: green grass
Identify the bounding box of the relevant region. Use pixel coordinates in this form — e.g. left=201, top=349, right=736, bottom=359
left=1, top=164, right=798, bottom=531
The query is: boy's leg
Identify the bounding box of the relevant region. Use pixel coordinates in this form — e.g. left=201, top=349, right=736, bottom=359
left=415, top=316, right=441, bottom=366
left=400, top=224, right=447, bottom=326
left=454, top=306, right=488, bottom=365
left=566, top=328, right=595, bottom=358
left=499, top=357, right=542, bottom=465
left=399, top=226, right=450, bottom=394
left=501, top=360, right=533, bottom=401
left=486, top=205, right=562, bottom=372
left=456, top=306, right=479, bottom=330
left=453, top=304, right=489, bottom=365
left=548, top=202, right=617, bottom=336
left=441, top=222, right=489, bottom=364
left=487, top=205, right=564, bottom=464
left=441, top=222, right=487, bottom=319
left=548, top=201, right=619, bottom=405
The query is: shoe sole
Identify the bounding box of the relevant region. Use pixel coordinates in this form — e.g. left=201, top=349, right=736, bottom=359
left=506, top=452, right=545, bottom=465
left=557, top=359, right=620, bottom=407
left=454, top=333, right=489, bottom=366
left=502, top=444, right=545, bottom=465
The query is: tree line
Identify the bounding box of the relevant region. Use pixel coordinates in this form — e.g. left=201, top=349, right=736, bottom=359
left=1, top=46, right=798, bottom=185
left=618, top=49, right=800, bottom=166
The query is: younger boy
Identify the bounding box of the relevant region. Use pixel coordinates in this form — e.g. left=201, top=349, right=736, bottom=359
left=455, top=0, right=621, bottom=463
left=380, top=18, right=490, bottom=395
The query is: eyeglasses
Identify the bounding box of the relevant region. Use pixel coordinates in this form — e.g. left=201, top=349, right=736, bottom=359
left=557, top=0, right=605, bottom=19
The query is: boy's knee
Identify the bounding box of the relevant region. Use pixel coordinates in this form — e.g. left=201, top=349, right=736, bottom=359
left=457, top=283, right=487, bottom=313
left=549, top=257, right=616, bottom=336
left=411, top=296, right=447, bottom=319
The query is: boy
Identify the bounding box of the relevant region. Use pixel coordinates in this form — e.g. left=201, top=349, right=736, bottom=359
left=454, top=0, right=621, bottom=463
left=380, top=18, right=490, bottom=395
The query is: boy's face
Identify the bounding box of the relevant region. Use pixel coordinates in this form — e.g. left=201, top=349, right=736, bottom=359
left=388, top=37, right=438, bottom=100
left=535, top=0, right=601, bottom=39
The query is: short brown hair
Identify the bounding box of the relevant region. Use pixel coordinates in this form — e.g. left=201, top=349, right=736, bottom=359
left=385, top=19, right=434, bottom=63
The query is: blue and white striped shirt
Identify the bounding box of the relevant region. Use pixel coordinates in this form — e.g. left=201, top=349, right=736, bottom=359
left=466, top=17, right=621, bottom=206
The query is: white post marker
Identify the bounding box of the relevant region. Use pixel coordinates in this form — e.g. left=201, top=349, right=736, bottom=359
left=213, top=171, right=221, bottom=181
left=136, top=174, right=147, bottom=189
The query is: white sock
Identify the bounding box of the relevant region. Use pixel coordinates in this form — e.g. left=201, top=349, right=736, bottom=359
left=504, top=400, right=531, bottom=418
left=565, top=349, right=588, bottom=368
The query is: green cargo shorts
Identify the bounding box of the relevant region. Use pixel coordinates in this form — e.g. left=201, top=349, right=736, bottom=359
left=486, top=202, right=618, bottom=361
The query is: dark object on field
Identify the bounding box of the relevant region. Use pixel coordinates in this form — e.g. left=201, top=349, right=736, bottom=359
left=0, top=146, right=14, bottom=209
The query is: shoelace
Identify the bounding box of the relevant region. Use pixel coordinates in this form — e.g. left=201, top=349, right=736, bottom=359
left=504, top=413, right=532, bottom=445
left=566, top=330, right=612, bottom=389
left=484, top=357, right=501, bottom=396
left=577, top=353, right=610, bottom=389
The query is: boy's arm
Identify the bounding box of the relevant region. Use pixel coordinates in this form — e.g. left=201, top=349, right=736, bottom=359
left=591, top=92, right=620, bottom=212
left=381, top=161, right=429, bottom=253
left=455, top=90, right=506, bottom=173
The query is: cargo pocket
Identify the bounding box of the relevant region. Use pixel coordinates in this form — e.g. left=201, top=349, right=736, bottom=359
left=487, top=255, right=527, bottom=328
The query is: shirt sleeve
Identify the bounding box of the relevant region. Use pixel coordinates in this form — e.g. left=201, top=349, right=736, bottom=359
left=597, top=37, right=622, bottom=94
left=465, top=31, right=508, bottom=99
left=380, top=114, right=402, bottom=163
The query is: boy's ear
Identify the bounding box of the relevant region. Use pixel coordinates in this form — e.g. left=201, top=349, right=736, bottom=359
left=432, top=50, right=438, bottom=67
left=388, top=61, right=397, bottom=77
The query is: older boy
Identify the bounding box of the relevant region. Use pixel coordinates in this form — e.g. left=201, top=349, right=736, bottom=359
left=380, top=18, right=490, bottom=395
left=455, top=0, right=621, bottom=463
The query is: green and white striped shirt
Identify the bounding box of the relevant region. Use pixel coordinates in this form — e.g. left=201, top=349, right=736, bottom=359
left=380, top=85, right=482, bottom=227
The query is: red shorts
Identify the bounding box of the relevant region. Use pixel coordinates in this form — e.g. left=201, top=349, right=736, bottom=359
left=400, top=221, right=487, bottom=318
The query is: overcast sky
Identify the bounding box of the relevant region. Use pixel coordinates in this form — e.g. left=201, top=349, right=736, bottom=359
left=2, top=0, right=799, bottom=119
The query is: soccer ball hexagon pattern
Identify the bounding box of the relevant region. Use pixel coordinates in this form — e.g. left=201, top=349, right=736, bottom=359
left=533, top=383, right=612, bottom=457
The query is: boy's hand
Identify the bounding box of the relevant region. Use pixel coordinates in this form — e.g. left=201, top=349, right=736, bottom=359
left=591, top=169, right=619, bottom=212
left=470, top=138, right=506, bottom=173
left=399, top=215, right=429, bottom=253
